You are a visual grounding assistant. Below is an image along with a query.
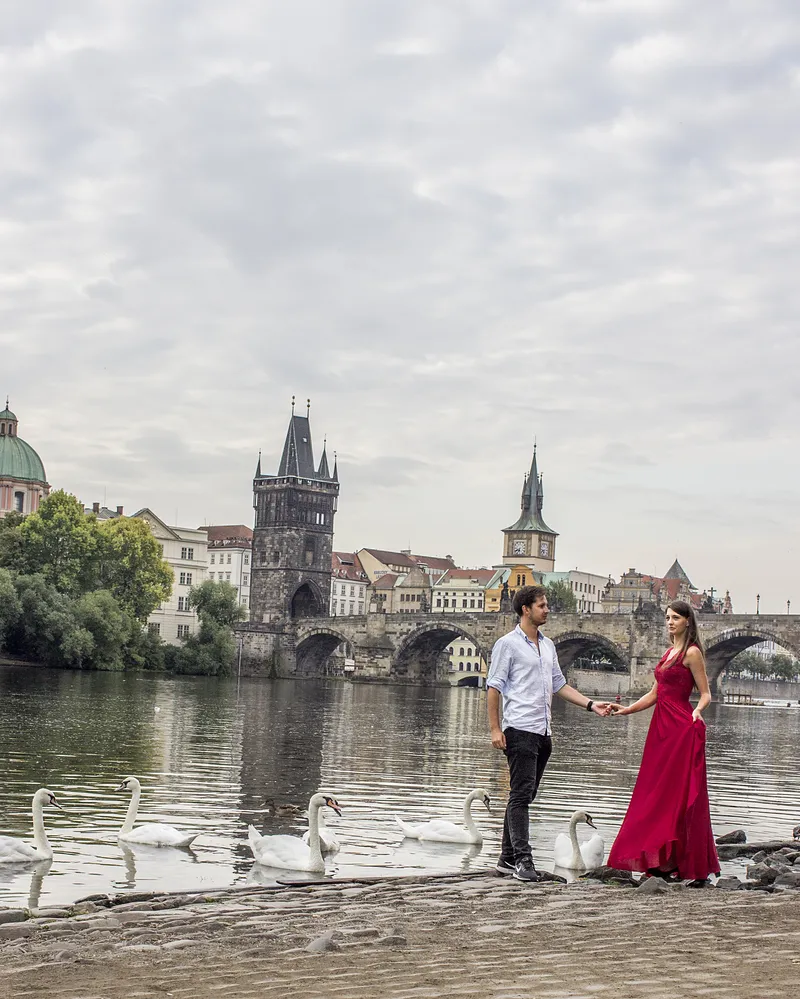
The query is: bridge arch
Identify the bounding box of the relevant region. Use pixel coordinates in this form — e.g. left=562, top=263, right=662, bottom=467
left=704, top=627, right=800, bottom=689
left=294, top=625, right=352, bottom=677
left=552, top=631, right=629, bottom=673
left=392, top=621, right=486, bottom=682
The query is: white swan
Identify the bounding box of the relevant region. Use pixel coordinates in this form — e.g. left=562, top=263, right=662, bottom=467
left=301, top=810, right=340, bottom=855
left=116, top=777, right=198, bottom=848
left=395, top=789, right=491, bottom=845
left=0, top=789, right=63, bottom=863
left=553, top=810, right=605, bottom=871
left=248, top=793, right=342, bottom=872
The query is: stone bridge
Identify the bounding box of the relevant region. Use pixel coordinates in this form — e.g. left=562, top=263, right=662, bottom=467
left=238, top=611, right=800, bottom=694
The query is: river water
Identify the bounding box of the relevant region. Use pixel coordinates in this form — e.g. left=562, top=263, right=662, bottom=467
left=1, top=663, right=798, bottom=908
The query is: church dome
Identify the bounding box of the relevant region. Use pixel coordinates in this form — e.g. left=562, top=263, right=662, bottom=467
left=0, top=405, right=47, bottom=483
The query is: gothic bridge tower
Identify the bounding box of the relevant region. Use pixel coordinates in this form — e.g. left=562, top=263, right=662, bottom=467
left=250, top=400, right=339, bottom=623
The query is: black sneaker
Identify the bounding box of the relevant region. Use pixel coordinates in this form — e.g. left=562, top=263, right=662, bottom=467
left=513, top=858, right=541, bottom=882
left=495, top=859, right=515, bottom=876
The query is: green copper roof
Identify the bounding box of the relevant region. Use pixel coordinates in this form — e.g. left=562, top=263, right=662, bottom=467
left=0, top=434, right=47, bottom=483
left=0, top=407, right=17, bottom=421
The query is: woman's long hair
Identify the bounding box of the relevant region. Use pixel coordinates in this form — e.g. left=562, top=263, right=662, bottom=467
left=667, top=600, right=705, bottom=661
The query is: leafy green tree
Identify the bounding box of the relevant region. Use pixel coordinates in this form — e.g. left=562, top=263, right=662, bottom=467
left=72, top=589, right=137, bottom=670
left=0, top=567, right=21, bottom=651
left=16, top=491, right=99, bottom=594
left=6, top=573, right=78, bottom=665
left=545, top=579, right=578, bottom=614
left=96, top=517, right=173, bottom=621
left=0, top=511, right=25, bottom=568
left=189, top=580, right=247, bottom=628
left=171, top=581, right=243, bottom=675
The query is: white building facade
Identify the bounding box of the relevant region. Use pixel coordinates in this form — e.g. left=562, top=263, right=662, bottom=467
left=330, top=552, right=369, bottom=616
left=134, top=509, right=208, bottom=645
left=542, top=570, right=608, bottom=614
left=433, top=568, right=493, bottom=613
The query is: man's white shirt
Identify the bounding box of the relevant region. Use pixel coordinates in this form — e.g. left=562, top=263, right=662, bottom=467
left=487, top=624, right=567, bottom=736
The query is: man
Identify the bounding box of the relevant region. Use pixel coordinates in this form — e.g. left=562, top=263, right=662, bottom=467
left=487, top=584, right=612, bottom=882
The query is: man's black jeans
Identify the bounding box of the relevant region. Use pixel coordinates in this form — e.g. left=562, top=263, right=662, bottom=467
left=500, top=727, right=552, bottom=865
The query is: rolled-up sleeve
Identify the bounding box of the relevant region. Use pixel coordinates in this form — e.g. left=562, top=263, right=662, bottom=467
left=551, top=643, right=567, bottom=694
left=487, top=637, right=511, bottom=693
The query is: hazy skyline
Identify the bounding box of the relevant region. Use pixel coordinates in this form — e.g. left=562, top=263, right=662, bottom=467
left=3, top=2, right=799, bottom=612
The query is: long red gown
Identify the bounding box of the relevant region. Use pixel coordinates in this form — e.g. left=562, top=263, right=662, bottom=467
left=608, top=646, right=720, bottom=880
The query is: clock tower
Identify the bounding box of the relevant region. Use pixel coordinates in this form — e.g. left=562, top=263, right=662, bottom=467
left=502, top=444, right=558, bottom=572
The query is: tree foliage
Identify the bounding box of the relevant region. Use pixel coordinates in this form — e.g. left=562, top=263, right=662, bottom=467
left=96, top=517, right=173, bottom=621
left=170, top=581, right=244, bottom=676
left=14, top=491, right=98, bottom=593
left=725, top=649, right=800, bottom=682
left=545, top=579, right=577, bottom=614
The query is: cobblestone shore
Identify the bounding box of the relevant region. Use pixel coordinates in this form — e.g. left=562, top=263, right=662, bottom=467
left=1, top=871, right=799, bottom=999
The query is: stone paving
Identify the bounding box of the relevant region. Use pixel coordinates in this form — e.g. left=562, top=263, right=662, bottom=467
left=1, top=871, right=799, bottom=999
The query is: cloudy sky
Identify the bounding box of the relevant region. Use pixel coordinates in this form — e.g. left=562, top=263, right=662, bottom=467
left=3, top=1, right=799, bottom=613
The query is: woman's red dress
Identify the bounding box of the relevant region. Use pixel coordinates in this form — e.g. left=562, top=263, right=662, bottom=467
left=607, top=646, right=720, bottom=880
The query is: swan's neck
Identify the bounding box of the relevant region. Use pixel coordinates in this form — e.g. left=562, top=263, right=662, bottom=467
left=31, top=797, right=52, bottom=859
left=568, top=815, right=583, bottom=868
left=462, top=793, right=479, bottom=835
left=121, top=785, right=141, bottom=835
left=306, top=801, right=325, bottom=867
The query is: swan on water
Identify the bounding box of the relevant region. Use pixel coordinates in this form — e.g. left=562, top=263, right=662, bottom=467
left=553, top=810, right=605, bottom=871
left=0, top=789, right=63, bottom=863
left=248, top=793, right=342, bottom=872
left=116, top=777, right=198, bottom=848
left=395, top=789, right=491, bottom=845
left=793, top=823, right=800, bottom=841
left=301, top=810, right=340, bottom=854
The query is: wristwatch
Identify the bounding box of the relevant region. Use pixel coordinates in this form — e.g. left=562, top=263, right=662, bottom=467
left=586, top=699, right=594, bottom=712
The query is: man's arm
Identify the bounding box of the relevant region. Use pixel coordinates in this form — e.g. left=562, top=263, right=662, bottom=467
left=555, top=683, right=613, bottom=717
left=487, top=686, right=506, bottom=749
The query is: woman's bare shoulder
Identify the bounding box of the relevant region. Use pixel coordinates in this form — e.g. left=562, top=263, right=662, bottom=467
left=684, top=645, right=705, bottom=665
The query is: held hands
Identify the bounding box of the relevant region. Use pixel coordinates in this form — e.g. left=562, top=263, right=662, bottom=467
left=591, top=701, right=615, bottom=718
left=607, top=703, right=632, bottom=716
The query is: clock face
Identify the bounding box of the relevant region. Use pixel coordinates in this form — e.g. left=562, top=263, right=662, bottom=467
left=539, top=541, right=551, bottom=557
left=512, top=540, right=526, bottom=555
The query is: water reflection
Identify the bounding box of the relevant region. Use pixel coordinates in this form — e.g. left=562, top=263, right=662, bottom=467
left=0, top=859, right=52, bottom=909
left=0, top=663, right=799, bottom=907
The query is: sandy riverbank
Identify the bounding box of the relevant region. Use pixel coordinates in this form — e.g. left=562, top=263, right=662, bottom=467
left=1, top=872, right=799, bottom=999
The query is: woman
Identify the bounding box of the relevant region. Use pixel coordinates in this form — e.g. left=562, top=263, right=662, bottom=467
left=607, top=600, right=720, bottom=883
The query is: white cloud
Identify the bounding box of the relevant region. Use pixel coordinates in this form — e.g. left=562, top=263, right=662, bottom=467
left=2, top=0, right=799, bottom=611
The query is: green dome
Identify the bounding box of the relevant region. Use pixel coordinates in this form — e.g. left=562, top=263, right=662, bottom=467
left=0, top=434, right=47, bottom=483
left=0, top=407, right=17, bottom=421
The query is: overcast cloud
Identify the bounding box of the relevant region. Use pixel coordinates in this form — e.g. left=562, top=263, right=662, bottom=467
left=3, top=0, right=799, bottom=612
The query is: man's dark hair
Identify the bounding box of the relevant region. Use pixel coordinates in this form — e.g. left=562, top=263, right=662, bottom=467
left=512, top=585, right=547, bottom=617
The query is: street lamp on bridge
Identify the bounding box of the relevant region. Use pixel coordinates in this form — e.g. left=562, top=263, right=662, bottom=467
left=788, top=599, right=791, bottom=615
left=756, top=593, right=760, bottom=615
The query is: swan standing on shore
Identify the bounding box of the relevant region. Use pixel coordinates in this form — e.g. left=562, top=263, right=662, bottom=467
left=248, top=793, right=342, bottom=871
left=0, top=789, right=63, bottom=863
left=395, top=789, right=491, bottom=845
left=553, top=810, right=604, bottom=871
left=116, top=777, right=198, bottom=848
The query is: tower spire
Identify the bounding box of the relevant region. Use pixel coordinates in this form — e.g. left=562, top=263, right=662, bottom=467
left=255, top=450, right=262, bottom=478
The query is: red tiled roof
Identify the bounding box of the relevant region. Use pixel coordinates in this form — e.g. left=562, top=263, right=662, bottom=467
left=370, top=573, right=399, bottom=588
left=361, top=549, right=416, bottom=568
left=202, top=524, right=253, bottom=543
left=331, top=551, right=368, bottom=582
left=410, top=554, right=457, bottom=571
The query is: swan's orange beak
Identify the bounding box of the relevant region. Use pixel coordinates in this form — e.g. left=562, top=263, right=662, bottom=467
left=325, top=797, right=342, bottom=817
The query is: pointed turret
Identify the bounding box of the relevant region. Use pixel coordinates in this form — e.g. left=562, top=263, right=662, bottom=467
left=504, top=443, right=556, bottom=534
left=663, top=559, right=694, bottom=590
left=317, top=439, right=331, bottom=479
left=255, top=450, right=262, bottom=478
left=277, top=410, right=316, bottom=478
left=332, top=452, right=338, bottom=482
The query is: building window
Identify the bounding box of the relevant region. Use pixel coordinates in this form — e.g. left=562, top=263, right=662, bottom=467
left=179, top=572, right=193, bottom=586
left=436, top=598, right=442, bottom=607
left=470, top=599, right=475, bottom=608
left=358, top=603, right=364, bottom=614
left=349, top=603, right=354, bottom=614
left=177, top=596, right=188, bottom=611
left=147, top=622, right=160, bottom=635
left=459, top=663, right=464, bottom=671
left=242, top=596, right=248, bottom=606
left=244, top=553, right=250, bottom=565
left=14, top=492, right=24, bottom=513
left=243, top=574, right=249, bottom=585
left=227, top=553, right=232, bottom=564
left=180, top=547, right=194, bottom=561
left=459, top=647, right=465, bottom=656
left=226, top=572, right=231, bottom=581
left=209, top=572, right=214, bottom=580
left=462, top=598, right=468, bottom=608
left=177, top=624, right=190, bottom=639
left=340, top=601, right=345, bottom=614
left=444, top=598, right=449, bottom=608
left=210, top=554, right=216, bottom=564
